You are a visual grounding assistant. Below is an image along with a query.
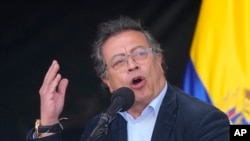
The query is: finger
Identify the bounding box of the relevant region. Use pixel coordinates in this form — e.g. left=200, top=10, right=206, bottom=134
left=57, top=78, right=69, bottom=96
left=48, top=73, right=62, bottom=93
left=44, top=60, right=60, bottom=84
left=57, top=78, right=69, bottom=113
left=42, top=60, right=60, bottom=90
left=43, top=60, right=57, bottom=81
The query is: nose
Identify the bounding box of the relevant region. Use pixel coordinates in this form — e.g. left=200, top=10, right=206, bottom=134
left=127, top=56, right=139, bottom=71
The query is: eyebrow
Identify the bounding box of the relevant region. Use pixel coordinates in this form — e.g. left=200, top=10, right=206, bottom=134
left=110, top=46, right=147, bottom=60
left=130, top=45, right=147, bottom=52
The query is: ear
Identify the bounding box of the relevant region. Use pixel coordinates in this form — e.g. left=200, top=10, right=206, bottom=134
left=156, top=53, right=164, bottom=73
left=156, top=53, right=162, bottom=63
left=101, top=76, right=114, bottom=93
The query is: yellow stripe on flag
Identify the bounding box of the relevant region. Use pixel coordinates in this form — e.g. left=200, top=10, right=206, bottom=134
left=190, top=0, right=250, bottom=124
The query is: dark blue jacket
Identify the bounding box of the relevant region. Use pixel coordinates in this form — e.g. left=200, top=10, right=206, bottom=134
left=27, top=84, right=230, bottom=141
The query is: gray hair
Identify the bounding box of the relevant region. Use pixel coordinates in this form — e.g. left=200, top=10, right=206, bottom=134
left=91, top=16, right=166, bottom=78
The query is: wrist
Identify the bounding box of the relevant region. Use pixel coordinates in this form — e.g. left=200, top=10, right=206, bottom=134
left=40, top=116, right=59, bottom=125
left=35, top=117, right=68, bottom=138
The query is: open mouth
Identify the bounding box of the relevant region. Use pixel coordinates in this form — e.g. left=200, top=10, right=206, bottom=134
left=130, top=76, right=146, bottom=89
left=133, top=77, right=142, bottom=84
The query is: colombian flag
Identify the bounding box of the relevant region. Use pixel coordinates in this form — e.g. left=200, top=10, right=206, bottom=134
left=183, top=0, right=250, bottom=124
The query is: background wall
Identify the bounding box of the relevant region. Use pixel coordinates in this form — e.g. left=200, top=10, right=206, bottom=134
left=0, top=1, right=201, bottom=141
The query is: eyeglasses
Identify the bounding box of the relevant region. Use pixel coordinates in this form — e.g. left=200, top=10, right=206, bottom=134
left=104, top=47, right=153, bottom=72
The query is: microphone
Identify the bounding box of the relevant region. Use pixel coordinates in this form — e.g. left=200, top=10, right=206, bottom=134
left=106, top=87, right=135, bottom=116
left=87, top=87, right=135, bottom=141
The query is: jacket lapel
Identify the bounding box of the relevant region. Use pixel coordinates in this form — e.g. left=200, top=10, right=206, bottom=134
left=108, top=114, right=128, bottom=141
left=151, top=84, right=178, bottom=141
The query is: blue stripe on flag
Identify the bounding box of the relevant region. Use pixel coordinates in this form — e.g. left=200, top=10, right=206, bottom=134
left=182, top=59, right=212, bottom=104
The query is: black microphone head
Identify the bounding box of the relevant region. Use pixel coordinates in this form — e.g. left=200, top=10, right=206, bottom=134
left=111, top=87, right=135, bottom=112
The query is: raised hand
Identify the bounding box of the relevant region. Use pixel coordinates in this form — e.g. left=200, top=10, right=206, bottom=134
left=39, top=60, right=69, bottom=126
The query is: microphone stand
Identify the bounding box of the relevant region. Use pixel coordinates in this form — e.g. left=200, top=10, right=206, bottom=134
left=86, top=87, right=135, bottom=141
left=86, top=113, right=111, bottom=141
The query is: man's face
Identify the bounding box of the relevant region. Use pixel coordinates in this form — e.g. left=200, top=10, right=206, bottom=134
left=101, top=30, right=166, bottom=106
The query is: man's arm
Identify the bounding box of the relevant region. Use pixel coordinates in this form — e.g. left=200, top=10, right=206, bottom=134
left=26, top=60, right=69, bottom=140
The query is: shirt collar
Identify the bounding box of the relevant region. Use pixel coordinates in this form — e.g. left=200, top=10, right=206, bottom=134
left=119, top=82, right=168, bottom=119
left=148, top=82, right=168, bottom=116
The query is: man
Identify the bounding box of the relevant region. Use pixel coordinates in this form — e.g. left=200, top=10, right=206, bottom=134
left=26, top=16, right=230, bottom=141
